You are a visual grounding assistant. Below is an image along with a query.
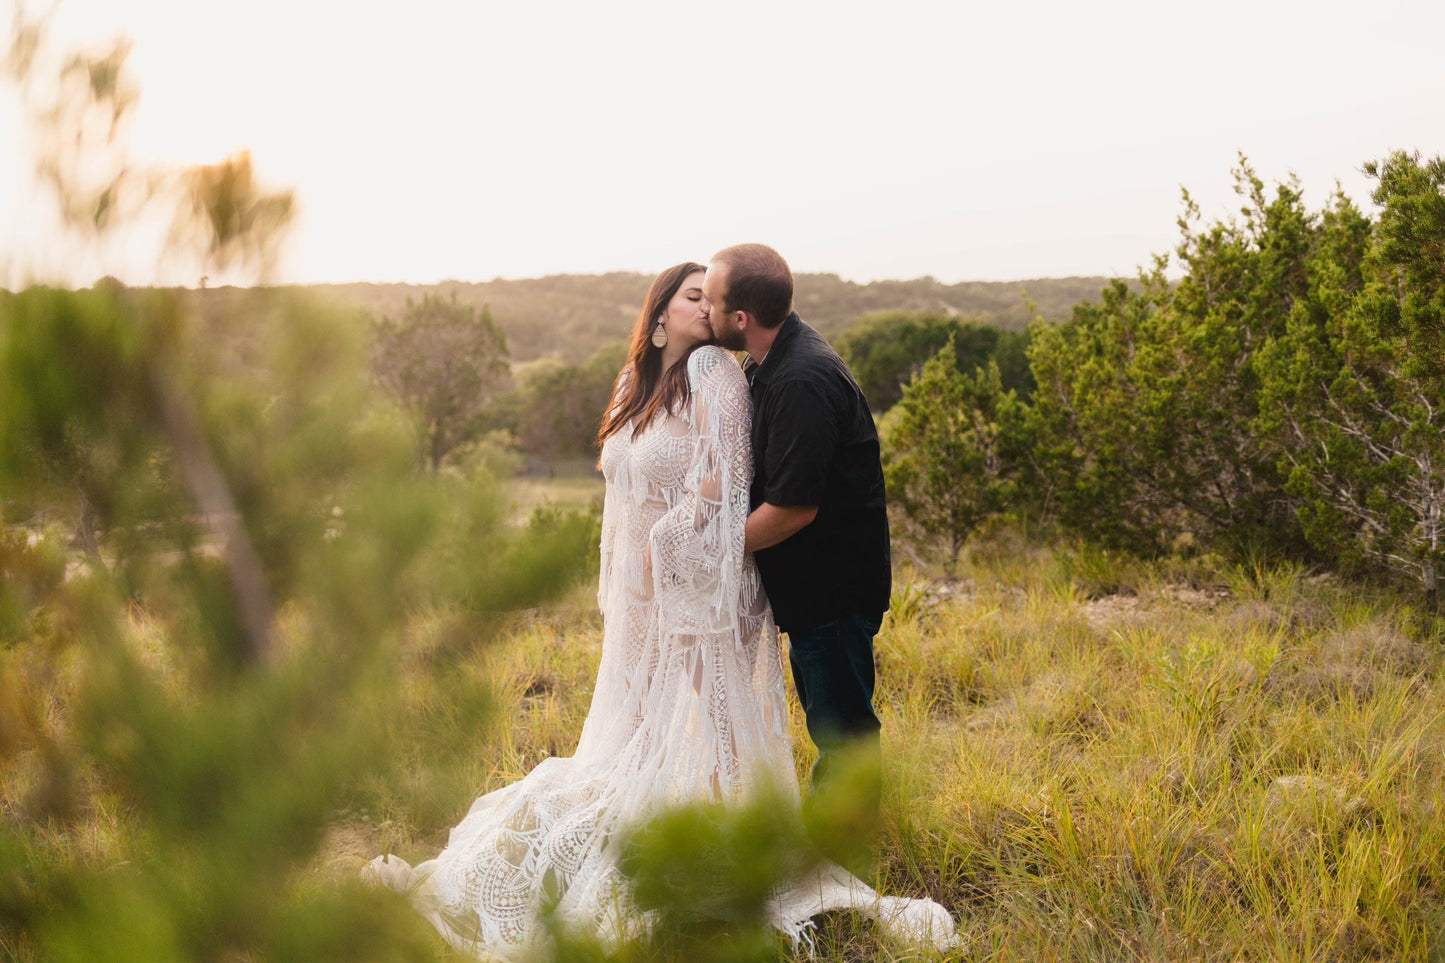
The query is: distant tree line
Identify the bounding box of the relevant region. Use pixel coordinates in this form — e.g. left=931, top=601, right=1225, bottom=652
left=884, top=152, right=1444, bottom=607
left=367, top=294, right=1037, bottom=470
left=260, top=272, right=1104, bottom=365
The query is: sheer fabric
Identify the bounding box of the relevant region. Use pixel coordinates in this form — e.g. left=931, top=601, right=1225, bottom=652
left=366, top=346, right=957, bottom=957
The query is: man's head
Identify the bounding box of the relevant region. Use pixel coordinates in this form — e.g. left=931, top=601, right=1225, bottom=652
left=703, top=243, right=793, bottom=352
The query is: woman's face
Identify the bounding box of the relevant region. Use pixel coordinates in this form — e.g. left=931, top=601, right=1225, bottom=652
left=661, top=270, right=712, bottom=352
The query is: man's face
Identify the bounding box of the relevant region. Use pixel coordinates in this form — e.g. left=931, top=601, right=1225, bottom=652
left=702, top=262, right=745, bottom=351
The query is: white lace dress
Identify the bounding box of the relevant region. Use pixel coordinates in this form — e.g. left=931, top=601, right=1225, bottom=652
left=366, top=346, right=957, bottom=957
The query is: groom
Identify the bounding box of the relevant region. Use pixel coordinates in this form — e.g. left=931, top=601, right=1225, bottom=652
left=702, top=243, right=890, bottom=825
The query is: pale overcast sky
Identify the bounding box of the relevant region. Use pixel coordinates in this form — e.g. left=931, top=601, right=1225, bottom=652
left=2, top=0, right=1442, bottom=288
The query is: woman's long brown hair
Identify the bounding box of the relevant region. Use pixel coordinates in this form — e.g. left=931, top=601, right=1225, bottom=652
left=597, top=261, right=710, bottom=447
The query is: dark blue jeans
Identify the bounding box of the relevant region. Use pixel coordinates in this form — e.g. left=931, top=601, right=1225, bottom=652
left=786, top=611, right=883, bottom=820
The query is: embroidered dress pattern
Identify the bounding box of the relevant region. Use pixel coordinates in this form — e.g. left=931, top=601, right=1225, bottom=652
left=366, top=346, right=956, bottom=956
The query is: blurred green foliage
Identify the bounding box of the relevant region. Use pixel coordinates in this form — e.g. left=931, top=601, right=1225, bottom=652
left=0, top=278, right=603, bottom=961
left=0, top=12, right=599, bottom=960
left=2, top=282, right=442, bottom=961
left=617, top=794, right=815, bottom=963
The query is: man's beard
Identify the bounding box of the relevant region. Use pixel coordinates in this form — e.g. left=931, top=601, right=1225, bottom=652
left=711, top=320, right=745, bottom=352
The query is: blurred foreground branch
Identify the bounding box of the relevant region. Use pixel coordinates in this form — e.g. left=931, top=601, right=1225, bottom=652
left=147, top=358, right=274, bottom=664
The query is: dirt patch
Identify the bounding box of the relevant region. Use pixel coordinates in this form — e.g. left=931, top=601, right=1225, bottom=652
left=317, top=820, right=386, bottom=877
left=1080, top=593, right=1142, bottom=631
left=1079, top=583, right=1232, bottom=632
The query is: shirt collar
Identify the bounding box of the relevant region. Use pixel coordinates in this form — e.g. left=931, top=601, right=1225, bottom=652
left=744, top=312, right=801, bottom=388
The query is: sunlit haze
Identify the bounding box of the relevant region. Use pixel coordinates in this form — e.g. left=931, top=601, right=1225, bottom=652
left=2, top=0, right=1442, bottom=288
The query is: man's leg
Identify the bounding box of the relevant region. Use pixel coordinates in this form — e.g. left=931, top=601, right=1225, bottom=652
left=786, top=611, right=883, bottom=819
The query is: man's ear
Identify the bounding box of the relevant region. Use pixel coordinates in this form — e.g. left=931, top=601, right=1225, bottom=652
left=735, top=311, right=752, bottom=332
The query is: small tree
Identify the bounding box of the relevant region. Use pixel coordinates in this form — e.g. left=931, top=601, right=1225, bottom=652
left=499, top=340, right=628, bottom=459
left=1257, top=151, right=1445, bottom=607
left=1024, top=159, right=1326, bottom=557
left=883, top=339, right=1019, bottom=574
left=372, top=293, right=511, bottom=473
left=1023, top=272, right=1172, bottom=552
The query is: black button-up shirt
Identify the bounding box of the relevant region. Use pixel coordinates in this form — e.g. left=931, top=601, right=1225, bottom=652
left=745, top=313, right=891, bottom=632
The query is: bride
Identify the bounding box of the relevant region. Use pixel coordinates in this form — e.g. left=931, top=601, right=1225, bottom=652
left=365, top=262, right=957, bottom=957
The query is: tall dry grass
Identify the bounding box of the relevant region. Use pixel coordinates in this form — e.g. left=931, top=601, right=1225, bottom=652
left=11, top=522, right=1440, bottom=961
left=324, top=536, right=1444, bottom=961
left=867, top=549, right=1442, bottom=961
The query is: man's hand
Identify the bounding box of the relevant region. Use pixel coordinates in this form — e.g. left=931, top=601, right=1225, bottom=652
left=745, top=502, right=818, bottom=553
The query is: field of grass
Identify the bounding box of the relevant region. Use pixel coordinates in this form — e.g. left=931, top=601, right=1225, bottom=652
left=505, top=457, right=605, bottom=521
left=322, top=530, right=1445, bottom=962
left=5, top=463, right=1442, bottom=961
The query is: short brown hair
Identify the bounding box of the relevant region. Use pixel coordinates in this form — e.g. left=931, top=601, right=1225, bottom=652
left=711, top=243, right=793, bottom=329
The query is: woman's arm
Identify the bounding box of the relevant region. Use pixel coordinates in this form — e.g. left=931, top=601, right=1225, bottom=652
left=648, top=347, right=753, bottom=628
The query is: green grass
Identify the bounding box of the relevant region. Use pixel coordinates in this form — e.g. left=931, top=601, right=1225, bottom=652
left=10, top=540, right=1444, bottom=961
left=310, top=542, right=1445, bottom=961
left=504, top=459, right=605, bottom=522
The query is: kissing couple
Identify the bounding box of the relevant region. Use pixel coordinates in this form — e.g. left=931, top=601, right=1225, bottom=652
left=366, top=244, right=959, bottom=957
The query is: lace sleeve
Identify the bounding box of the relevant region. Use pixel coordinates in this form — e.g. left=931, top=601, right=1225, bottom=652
left=596, top=365, right=633, bottom=611
left=648, top=347, right=756, bottom=634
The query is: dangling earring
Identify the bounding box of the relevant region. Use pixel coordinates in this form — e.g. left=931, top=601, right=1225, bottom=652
left=651, top=318, right=668, bottom=349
